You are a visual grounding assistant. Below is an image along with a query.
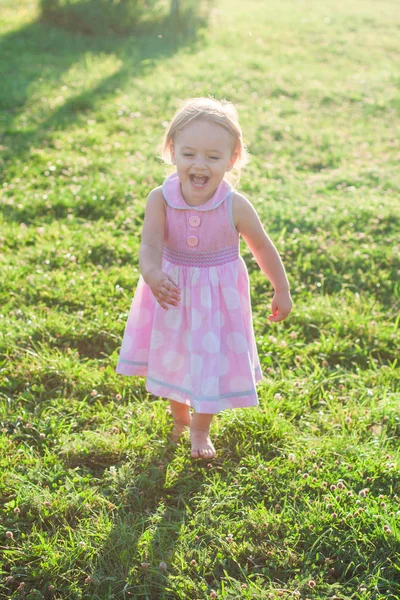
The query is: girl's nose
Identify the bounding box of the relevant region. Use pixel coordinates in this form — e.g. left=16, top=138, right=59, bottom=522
left=194, top=156, right=207, bottom=168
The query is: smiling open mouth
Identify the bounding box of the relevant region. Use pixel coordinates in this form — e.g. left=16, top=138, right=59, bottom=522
left=190, top=175, right=209, bottom=188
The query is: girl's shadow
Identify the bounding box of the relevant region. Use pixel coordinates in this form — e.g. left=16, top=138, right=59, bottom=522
left=61, top=416, right=208, bottom=598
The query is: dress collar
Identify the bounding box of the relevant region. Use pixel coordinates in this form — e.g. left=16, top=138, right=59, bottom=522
left=162, top=172, right=232, bottom=211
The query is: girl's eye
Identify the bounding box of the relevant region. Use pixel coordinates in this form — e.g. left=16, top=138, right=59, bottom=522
left=182, top=154, right=219, bottom=159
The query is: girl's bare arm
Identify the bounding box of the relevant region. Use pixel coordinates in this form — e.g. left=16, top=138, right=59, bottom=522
left=139, top=187, right=165, bottom=283
left=139, top=188, right=181, bottom=308
left=233, top=192, right=292, bottom=321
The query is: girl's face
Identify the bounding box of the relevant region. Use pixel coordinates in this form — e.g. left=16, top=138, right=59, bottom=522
left=170, top=118, right=238, bottom=203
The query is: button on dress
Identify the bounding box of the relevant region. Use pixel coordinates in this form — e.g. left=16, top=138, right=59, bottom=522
left=115, top=172, right=264, bottom=414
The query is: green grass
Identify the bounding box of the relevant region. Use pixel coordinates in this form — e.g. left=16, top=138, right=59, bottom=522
left=1, top=0, right=399, bottom=598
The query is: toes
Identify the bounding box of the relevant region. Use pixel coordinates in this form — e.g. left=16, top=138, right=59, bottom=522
left=207, top=448, right=216, bottom=459
left=193, top=447, right=216, bottom=459
left=191, top=447, right=205, bottom=458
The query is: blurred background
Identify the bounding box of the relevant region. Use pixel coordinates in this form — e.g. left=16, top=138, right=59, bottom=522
left=1, top=1, right=399, bottom=598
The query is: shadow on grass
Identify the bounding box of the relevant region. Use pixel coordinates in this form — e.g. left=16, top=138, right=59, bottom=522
left=0, top=10, right=205, bottom=198
left=53, top=411, right=287, bottom=599
left=1, top=361, right=290, bottom=598
left=39, top=0, right=209, bottom=38
left=81, top=450, right=199, bottom=598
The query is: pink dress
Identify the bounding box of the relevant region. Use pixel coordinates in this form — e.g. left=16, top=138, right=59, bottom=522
left=115, top=172, right=264, bottom=414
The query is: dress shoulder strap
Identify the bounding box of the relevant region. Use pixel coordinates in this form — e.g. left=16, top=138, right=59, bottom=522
left=226, top=190, right=237, bottom=232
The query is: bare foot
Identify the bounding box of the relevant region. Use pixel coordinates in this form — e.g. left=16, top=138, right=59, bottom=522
left=190, top=428, right=216, bottom=460
left=170, top=418, right=191, bottom=443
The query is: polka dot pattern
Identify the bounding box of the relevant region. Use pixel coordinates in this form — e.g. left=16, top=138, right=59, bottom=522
left=209, top=267, right=219, bottom=286
left=162, top=351, right=184, bottom=373
left=182, top=329, right=191, bottom=351
left=134, top=348, right=149, bottom=362
left=191, top=308, right=202, bottom=331
left=148, top=370, right=162, bottom=382
left=150, top=330, right=164, bottom=350
left=182, top=374, right=192, bottom=389
left=219, top=353, right=230, bottom=376
left=201, top=286, right=212, bottom=308
left=116, top=197, right=262, bottom=414
left=191, top=353, right=203, bottom=375
left=120, top=333, right=133, bottom=355
left=183, top=286, right=191, bottom=308
left=201, top=376, right=219, bottom=396
left=191, top=268, right=200, bottom=285
left=222, top=287, right=240, bottom=310
left=213, top=309, right=225, bottom=328
left=227, top=332, right=248, bottom=354
left=131, top=307, right=151, bottom=328
left=164, top=307, right=182, bottom=330
left=202, top=331, right=220, bottom=353
left=230, top=376, right=253, bottom=391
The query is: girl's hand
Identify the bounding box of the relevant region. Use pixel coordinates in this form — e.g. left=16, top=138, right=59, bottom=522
left=147, top=269, right=181, bottom=310
left=268, top=290, right=292, bottom=322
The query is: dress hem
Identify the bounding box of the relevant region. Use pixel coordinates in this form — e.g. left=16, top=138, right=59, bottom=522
left=115, top=363, right=264, bottom=414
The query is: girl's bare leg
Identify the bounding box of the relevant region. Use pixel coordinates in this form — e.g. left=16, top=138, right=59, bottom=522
left=190, top=412, right=216, bottom=459
left=169, top=400, right=191, bottom=442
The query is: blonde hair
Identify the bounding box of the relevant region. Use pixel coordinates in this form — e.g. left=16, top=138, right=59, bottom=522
left=158, top=97, right=250, bottom=187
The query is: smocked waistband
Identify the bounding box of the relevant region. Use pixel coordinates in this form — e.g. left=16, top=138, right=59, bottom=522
left=162, top=245, right=239, bottom=267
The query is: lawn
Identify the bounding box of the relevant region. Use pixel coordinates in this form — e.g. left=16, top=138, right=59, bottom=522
left=0, top=0, right=399, bottom=598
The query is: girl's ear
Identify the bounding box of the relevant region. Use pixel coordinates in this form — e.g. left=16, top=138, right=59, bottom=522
left=170, top=143, right=176, bottom=165
left=226, top=151, right=238, bottom=172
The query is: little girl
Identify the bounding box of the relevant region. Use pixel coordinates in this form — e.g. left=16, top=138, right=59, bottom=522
left=116, top=97, right=292, bottom=460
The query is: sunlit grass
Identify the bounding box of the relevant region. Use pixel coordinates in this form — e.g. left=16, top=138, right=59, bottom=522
left=0, top=0, right=399, bottom=598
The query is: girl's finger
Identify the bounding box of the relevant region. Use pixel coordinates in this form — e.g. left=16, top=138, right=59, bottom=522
left=156, top=291, right=168, bottom=305
left=160, top=291, right=179, bottom=304
left=159, top=290, right=179, bottom=305
left=163, top=285, right=180, bottom=300
left=168, top=279, right=181, bottom=292
left=168, top=286, right=180, bottom=296
left=168, top=275, right=180, bottom=286
left=167, top=284, right=180, bottom=294
left=268, top=315, right=281, bottom=322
